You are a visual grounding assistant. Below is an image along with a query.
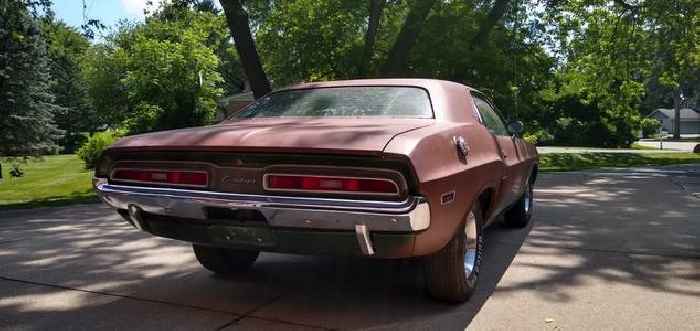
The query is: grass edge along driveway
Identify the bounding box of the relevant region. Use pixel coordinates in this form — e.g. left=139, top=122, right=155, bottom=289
left=1, top=152, right=700, bottom=209
left=538, top=152, right=700, bottom=172
left=0, top=154, right=96, bottom=210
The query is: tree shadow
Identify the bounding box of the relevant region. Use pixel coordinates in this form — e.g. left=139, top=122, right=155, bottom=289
left=1, top=168, right=698, bottom=329
left=490, top=170, right=700, bottom=304
left=0, top=204, right=529, bottom=330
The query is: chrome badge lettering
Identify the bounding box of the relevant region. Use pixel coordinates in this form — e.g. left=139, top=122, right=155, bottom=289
left=222, top=176, right=257, bottom=185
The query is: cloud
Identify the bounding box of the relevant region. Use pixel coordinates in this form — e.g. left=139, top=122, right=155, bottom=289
left=120, top=0, right=163, bottom=17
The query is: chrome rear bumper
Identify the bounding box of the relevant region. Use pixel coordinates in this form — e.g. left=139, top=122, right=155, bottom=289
left=94, top=179, right=430, bottom=233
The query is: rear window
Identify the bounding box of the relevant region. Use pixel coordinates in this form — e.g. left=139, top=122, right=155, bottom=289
left=233, top=86, right=433, bottom=119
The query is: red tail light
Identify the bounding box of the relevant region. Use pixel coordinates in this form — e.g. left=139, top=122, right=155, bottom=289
left=111, top=169, right=208, bottom=187
left=265, top=174, right=399, bottom=195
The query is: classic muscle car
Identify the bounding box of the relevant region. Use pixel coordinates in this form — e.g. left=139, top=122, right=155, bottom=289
left=94, top=79, right=538, bottom=303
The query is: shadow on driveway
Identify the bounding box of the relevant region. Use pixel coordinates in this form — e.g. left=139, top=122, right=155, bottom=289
left=1, top=166, right=698, bottom=330
left=0, top=204, right=529, bottom=330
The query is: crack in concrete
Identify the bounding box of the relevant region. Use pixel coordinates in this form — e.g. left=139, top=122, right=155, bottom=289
left=213, top=295, right=283, bottom=331
left=0, top=276, right=328, bottom=331
left=0, top=275, right=240, bottom=316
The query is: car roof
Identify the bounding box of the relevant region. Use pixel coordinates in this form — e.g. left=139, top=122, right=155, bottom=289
left=278, top=78, right=475, bottom=93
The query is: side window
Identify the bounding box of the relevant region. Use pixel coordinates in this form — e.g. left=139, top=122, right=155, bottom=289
left=472, top=95, right=508, bottom=136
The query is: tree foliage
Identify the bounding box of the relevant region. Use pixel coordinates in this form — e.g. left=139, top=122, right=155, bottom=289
left=83, top=2, right=224, bottom=134
left=0, top=0, right=63, bottom=156
left=42, top=19, right=96, bottom=152
left=4, top=0, right=696, bottom=155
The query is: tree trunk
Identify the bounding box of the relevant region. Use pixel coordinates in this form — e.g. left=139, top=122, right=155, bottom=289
left=358, top=0, right=385, bottom=77
left=220, top=0, right=271, bottom=99
left=380, top=0, right=437, bottom=77
left=471, top=0, right=511, bottom=47
left=673, top=88, right=681, bottom=139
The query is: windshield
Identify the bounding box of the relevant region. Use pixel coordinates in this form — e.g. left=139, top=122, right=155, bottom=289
left=233, top=86, right=433, bottom=119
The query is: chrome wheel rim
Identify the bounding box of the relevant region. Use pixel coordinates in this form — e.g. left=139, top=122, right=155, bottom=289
left=524, top=185, right=533, bottom=215
left=464, top=210, right=478, bottom=277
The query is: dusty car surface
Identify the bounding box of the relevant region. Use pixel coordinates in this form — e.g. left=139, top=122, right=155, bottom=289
left=94, top=79, right=538, bottom=303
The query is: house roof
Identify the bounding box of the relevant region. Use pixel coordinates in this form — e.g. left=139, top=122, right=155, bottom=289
left=650, top=108, right=700, bottom=121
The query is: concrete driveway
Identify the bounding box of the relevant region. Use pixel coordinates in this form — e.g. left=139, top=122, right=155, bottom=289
left=1, top=166, right=698, bottom=330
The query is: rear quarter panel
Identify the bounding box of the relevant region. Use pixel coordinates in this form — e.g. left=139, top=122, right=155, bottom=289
left=384, top=122, right=505, bottom=256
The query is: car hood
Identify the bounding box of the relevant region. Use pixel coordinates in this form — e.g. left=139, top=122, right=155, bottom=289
left=109, top=118, right=434, bottom=155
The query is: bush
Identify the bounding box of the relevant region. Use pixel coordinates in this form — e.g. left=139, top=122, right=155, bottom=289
left=523, top=129, right=554, bottom=145
left=541, top=94, right=641, bottom=147
left=77, top=130, right=123, bottom=169
left=640, top=118, right=662, bottom=138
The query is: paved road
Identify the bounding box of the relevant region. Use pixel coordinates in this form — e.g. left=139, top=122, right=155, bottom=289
left=635, top=140, right=699, bottom=152
left=536, top=146, right=682, bottom=154
left=1, top=166, right=699, bottom=330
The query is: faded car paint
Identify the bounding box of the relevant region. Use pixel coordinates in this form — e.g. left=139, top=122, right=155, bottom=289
left=101, top=79, right=538, bottom=258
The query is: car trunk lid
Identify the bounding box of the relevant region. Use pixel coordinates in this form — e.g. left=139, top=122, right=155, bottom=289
left=109, top=118, right=434, bottom=155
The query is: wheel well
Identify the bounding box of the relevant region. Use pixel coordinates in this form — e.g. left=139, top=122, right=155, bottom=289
left=530, top=164, right=538, bottom=185
left=478, top=188, right=494, bottom=220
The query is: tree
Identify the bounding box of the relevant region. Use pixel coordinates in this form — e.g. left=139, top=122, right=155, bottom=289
left=42, top=19, right=97, bottom=153
left=0, top=0, right=63, bottom=156
left=83, top=4, right=224, bottom=134
left=471, top=0, right=511, bottom=47
left=644, top=0, right=698, bottom=139
left=255, top=0, right=367, bottom=85
left=357, top=0, right=386, bottom=77
left=220, top=0, right=271, bottom=98
left=380, top=0, right=438, bottom=77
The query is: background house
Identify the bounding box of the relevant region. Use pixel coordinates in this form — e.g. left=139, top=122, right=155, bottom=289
left=649, top=108, right=700, bottom=135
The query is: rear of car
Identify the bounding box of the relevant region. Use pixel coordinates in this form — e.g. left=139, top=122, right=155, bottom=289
left=94, top=80, right=537, bottom=304
left=94, top=85, right=436, bottom=258
left=95, top=151, right=429, bottom=257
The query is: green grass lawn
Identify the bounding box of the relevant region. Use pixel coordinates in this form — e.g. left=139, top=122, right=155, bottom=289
left=0, top=154, right=97, bottom=210
left=630, top=143, right=660, bottom=150
left=539, top=152, right=700, bottom=172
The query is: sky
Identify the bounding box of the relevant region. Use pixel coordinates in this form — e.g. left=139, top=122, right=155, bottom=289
left=52, top=0, right=164, bottom=29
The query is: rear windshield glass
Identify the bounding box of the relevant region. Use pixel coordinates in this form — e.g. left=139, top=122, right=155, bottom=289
left=233, top=86, right=433, bottom=119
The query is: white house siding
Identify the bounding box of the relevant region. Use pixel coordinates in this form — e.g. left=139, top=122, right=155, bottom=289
left=650, top=108, right=700, bottom=135
left=680, top=121, right=700, bottom=134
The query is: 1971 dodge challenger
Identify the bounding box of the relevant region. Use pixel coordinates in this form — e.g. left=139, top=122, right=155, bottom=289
left=94, top=79, right=538, bottom=303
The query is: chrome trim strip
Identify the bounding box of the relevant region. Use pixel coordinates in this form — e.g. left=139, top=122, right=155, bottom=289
left=95, top=181, right=430, bottom=232
left=262, top=173, right=400, bottom=197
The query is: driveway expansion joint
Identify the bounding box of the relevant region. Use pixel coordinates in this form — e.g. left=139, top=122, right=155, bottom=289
left=214, top=294, right=331, bottom=330
left=0, top=275, right=332, bottom=331
left=0, top=275, right=239, bottom=317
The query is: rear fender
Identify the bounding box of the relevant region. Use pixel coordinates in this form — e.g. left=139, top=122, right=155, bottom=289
left=384, top=123, right=505, bottom=256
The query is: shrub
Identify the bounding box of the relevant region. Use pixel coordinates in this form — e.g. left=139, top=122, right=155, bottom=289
left=77, top=130, right=123, bottom=169
left=523, top=129, right=554, bottom=145
left=640, top=118, right=662, bottom=138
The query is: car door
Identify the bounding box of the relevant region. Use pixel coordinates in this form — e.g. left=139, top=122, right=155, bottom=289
left=471, top=94, right=525, bottom=211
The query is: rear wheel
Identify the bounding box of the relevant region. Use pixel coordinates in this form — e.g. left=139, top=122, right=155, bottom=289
left=424, top=203, right=483, bottom=303
left=504, top=181, right=534, bottom=228
left=193, top=244, right=259, bottom=275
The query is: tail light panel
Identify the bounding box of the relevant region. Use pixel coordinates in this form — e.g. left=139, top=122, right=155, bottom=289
left=111, top=168, right=209, bottom=188
left=264, top=174, right=400, bottom=196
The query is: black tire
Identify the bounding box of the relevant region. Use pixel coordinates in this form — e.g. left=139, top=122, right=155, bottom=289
left=424, top=203, right=483, bottom=303
left=504, top=181, right=534, bottom=228
left=193, top=244, right=259, bottom=275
